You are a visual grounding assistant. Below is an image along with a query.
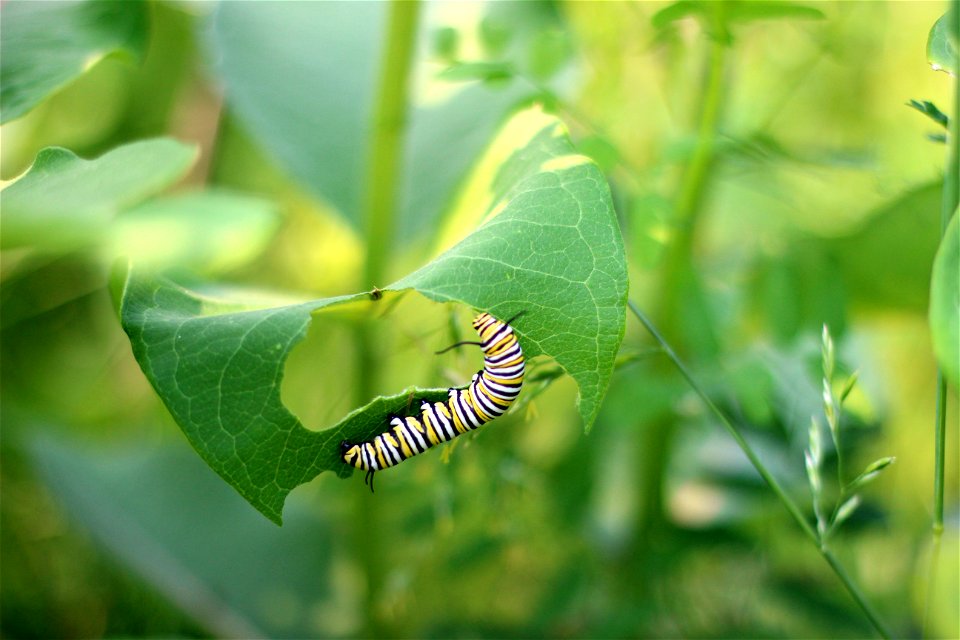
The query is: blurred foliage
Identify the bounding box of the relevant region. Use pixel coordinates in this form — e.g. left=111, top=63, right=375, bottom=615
left=1, top=1, right=958, bottom=639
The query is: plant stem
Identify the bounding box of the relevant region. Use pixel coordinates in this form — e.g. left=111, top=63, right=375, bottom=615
left=657, top=26, right=728, bottom=357
left=627, top=299, right=892, bottom=639
left=822, top=548, right=893, bottom=639
left=353, top=1, right=422, bottom=636
left=933, top=373, right=948, bottom=535
left=933, top=0, right=959, bottom=537
left=362, top=1, right=422, bottom=292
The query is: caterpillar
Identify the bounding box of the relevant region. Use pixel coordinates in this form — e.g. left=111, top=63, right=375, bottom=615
left=341, top=311, right=524, bottom=492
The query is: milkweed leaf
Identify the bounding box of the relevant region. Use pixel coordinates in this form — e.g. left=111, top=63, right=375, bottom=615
left=119, top=108, right=628, bottom=523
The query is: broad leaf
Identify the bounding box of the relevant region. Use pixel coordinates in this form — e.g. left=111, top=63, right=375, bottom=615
left=1, top=138, right=198, bottom=251
left=929, top=212, right=959, bottom=387
left=119, top=109, right=627, bottom=523
left=0, top=0, right=148, bottom=123
left=205, top=1, right=536, bottom=240
left=833, top=181, right=944, bottom=310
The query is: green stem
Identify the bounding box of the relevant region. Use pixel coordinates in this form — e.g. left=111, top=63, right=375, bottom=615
left=933, top=0, right=959, bottom=537
left=656, top=29, right=727, bottom=357
left=353, top=2, right=422, bottom=636
left=673, top=34, right=727, bottom=235
left=628, top=299, right=892, bottom=639
left=362, top=0, right=422, bottom=290
left=822, top=549, right=893, bottom=639
left=933, top=374, right=948, bottom=535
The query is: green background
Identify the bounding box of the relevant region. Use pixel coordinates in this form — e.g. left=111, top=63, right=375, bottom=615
left=2, top=1, right=957, bottom=638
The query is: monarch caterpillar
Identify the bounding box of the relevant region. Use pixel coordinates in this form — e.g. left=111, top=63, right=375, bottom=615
left=341, top=311, right=525, bottom=491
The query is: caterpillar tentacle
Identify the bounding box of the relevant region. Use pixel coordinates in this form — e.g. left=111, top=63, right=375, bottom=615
left=341, top=312, right=525, bottom=492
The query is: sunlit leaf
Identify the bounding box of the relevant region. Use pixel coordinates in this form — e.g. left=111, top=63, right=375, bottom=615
left=725, top=1, right=825, bottom=23
left=652, top=0, right=823, bottom=33
left=0, top=0, right=148, bottom=124
left=1, top=139, right=198, bottom=251
left=651, top=1, right=706, bottom=30
left=929, top=212, right=959, bottom=387
left=119, top=109, right=627, bottom=523
left=106, top=190, right=280, bottom=274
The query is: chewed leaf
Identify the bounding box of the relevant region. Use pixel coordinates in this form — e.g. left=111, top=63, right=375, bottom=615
left=119, top=108, right=627, bottom=523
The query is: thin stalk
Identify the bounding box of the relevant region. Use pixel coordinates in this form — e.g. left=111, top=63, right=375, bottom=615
left=933, top=374, right=948, bottom=535
left=628, top=299, right=893, bottom=639
left=353, top=1, right=422, bottom=636
left=933, top=0, right=959, bottom=536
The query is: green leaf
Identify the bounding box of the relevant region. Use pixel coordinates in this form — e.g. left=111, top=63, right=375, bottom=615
left=927, top=11, right=959, bottom=75
left=833, top=181, right=944, bottom=310
left=119, top=109, right=627, bottom=523
left=206, top=2, right=532, bottom=240
left=438, top=61, right=515, bottom=83
left=651, top=1, right=706, bottom=30
left=652, top=1, right=823, bottom=32
left=930, top=212, right=959, bottom=387
left=393, top=109, right=627, bottom=431
left=1, top=138, right=199, bottom=251
left=0, top=0, right=148, bottom=124
left=907, top=99, right=950, bottom=129
left=105, top=190, right=280, bottom=274
left=724, top=1, right=825, bottom=23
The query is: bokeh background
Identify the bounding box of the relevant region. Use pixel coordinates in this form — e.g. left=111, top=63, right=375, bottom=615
left=2, top=1, right=957, bottom=638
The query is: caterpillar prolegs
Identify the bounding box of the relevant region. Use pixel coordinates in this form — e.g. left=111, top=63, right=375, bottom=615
left=341, top=312, right=525, bottom=491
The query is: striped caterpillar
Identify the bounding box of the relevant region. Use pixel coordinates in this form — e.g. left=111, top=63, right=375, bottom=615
left=341, top=312, right=525, bottom=491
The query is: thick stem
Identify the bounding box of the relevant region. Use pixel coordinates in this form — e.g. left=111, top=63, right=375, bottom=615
left=352, top=2, right=422, bottom=636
